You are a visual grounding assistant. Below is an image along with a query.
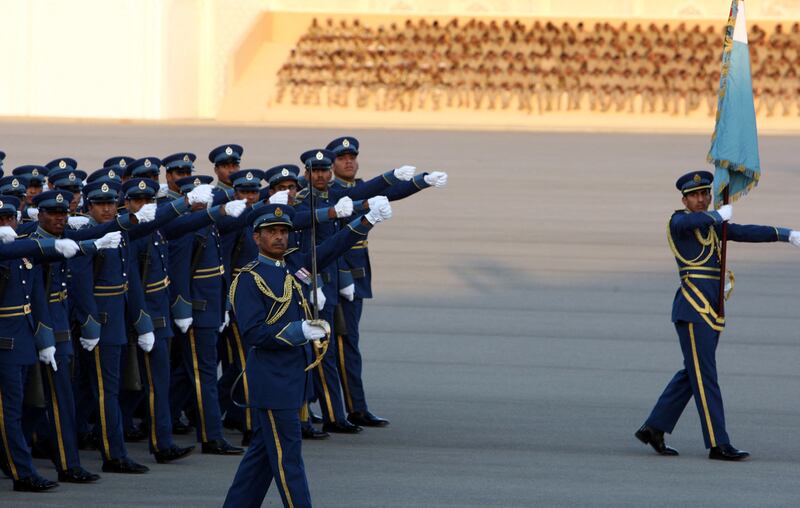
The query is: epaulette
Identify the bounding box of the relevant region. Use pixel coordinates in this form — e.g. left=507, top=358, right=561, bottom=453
left=240, top=260, right=258, bottom=272
left=285, top=247, right=299, bottom=256
left=295, top=188, right=309, bottom=203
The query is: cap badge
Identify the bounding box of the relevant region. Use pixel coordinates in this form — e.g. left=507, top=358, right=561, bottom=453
left=56, top=193, right=64, bottom=203
left=275, top=207, right=283, bottom=217
left=119, top=159, right=127, bottom=168
left=144, top=159, right=152, bottom=168
left=58, top=160, right=67, bottom=169
left=315, top=151, right=323, bottom=160
left=193, top=178, right=201, bottom=186
left=11, top=179, right=19, bottom=188
left=0, top=200, right=4, bottom=208
left=342, top=139, right=350, bottom=148
left=138, top=180, right=147, bottom=190
left=183, top=154, right=190, bottom=162
left=225, top=146, right=233, bottom=156
left=31, top=169, right=39, bottom=176
left=108, top=169, right=116, bottom=178
left=245, top=172, right=253, bottom=181
left=68, top=173, right=76, bottom=181
left=281, top=168, right=289, bottom=177
left=693, top=174, right=701, bottom=183
left=101, top=183, right=109, bottom=193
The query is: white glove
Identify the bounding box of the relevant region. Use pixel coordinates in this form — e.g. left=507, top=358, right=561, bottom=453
left=0, top=226, right=17, bottom=244
left=174, top=317, right=193, bottom=334
left=80, top=337, right=100, bottom=351
left=424, top=171, right=448, bottom=188
left=134, top=203, right=157, bottom=223
left=224, top=199, right=247, bottom=218
left=393, top=165, right=416, bottom=181
left=314, top=287, right=326, bottom=311
left=339, top=283, right=355, bottom=301
left=367, top=195, right=388, bottom=211
left=54, top=239, right=80, bottom=258
left=27, top=207, right=39, bottom=221
left=377, top=202, right=393, bottom=221
left=218, top=311, right=230, bottom=332
left=717, top=204, right=733, bottom=222
left=269, top=190, right=289, bottom=205
left=789, top=231, right=800, bottom=247
left=156, top=183, right=169, bottom=198
left=38, top=346, right=57, bottom=371
left=334, top=196, right=353, bottom=218
left=137, top=332, right=155, bottom=352
left=187, top=184, right=214, bottom=206
left=94, top=231, right=122, bottom=250
left=302, top=320, right=328, bottom=341
left=68, top=216, right=90, bottom=229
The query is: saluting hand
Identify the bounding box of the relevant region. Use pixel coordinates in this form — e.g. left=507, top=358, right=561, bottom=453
left=54, top=239, right=80, bottom=258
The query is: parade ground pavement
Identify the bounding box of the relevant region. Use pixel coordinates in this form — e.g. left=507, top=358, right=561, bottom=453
left=2, top=122, right=799, bottom=507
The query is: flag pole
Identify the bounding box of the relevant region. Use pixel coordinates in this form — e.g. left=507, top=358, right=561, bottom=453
left=717, top=187, right=729, bottom=318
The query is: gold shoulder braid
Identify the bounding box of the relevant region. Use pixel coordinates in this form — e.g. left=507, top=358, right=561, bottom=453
left=231, top=269, right=309, bottom=325
left=666, top=220, right=719, bottom=267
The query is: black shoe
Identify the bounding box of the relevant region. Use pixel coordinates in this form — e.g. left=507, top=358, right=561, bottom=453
left=322, top=421, right=363, bottom=434
left=13, top=475, right=59, bottom=492
left=172, top=421, right=192, bottom=435
left=124, top=424, right=147, bottom=442
left=102, top=457, right=150, bottom=474
left=635, top=425, right=679, bottom=456
left=310, top=411, right=324, bottom=424
left=201, top=439, right=244, bottom=455
left=301, top=427, right=330, bottom=440
left=241, top=430, right=253, bottom=447
left=58, top=466, right=101, bottom=483
left=154, top=445, right=195, bottom=464
left=348, top=411, right=390, bottom=427
left=709, top=444, right=750, bottom=461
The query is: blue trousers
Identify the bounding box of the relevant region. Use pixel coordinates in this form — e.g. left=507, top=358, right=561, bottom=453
left=217, top=321, right=253, bottom=433
left=173, top=326, right=223, bottom=443
left=140, top=338, right=176, bottom=453
left=42, top=356, right=82, bottom=471
left=646, top=320, right=730, bottom=448
left=223, top=408, right=311, bottom=508
left=338, top=298, right=369, bottom=413
left=311, top=305, right=346, bottom=424
left=0, top=364, right=37, bottom=480
left=87, top=344, right=129, bottom=461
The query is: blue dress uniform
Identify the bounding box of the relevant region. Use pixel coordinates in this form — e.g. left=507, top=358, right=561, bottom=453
left=326, top=136, right=434, bottom=424
left=69, top=180, right=187, bottom=472
left=639, top=171, right=793, bottom=459
left=0, top=197, right=61, bottom=492
left=224, top=204, right=378, bottom=508
left=27, top=191, right=104, bottom=483
left=295, top=148, right=400, bottom=429
left=217, top=169, right=265, bottom=443
left=122, top=178, right=196, bottom=463
left=167, top=175, right=244, bottom=454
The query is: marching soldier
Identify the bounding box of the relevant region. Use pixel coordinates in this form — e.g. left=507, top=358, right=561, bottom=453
left=167, top=175, right=246, bottom=455
left=12, top=165, right=47, bottom=209
left=636, top=171, right=800, bottom=460
left=326, top=136, right=447, bottom=427
left=295, top=148, right=413, bottom=433
left=0, top=197, right=84, bottom=492
left=223, top=200, right=394, bottom=508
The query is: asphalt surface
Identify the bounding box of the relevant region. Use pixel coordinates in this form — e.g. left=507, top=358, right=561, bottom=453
left=1, top=123, right=799, bottom=507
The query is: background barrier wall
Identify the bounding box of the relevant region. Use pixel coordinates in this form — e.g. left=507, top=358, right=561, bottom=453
left=0, top=0, right=797, bottom=129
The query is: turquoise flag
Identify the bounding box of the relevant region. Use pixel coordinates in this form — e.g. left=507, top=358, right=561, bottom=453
left=707, top=0, right=760, bottom=207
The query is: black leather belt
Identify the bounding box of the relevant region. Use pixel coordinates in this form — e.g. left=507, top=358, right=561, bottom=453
left=0, top=337, right=13, bottom=350
left=350, top=267, right=366, bottom=279
left=55, top=331, right=70, bottom=343
left=153, top=317, right=167, bottom=329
